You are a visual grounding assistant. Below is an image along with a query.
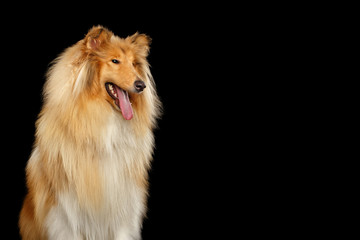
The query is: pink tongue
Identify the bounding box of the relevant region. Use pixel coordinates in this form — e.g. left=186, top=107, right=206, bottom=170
left=115, top=86, right=133, bottom=120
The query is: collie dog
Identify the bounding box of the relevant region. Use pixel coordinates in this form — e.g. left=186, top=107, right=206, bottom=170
left=19, top=26, right=161, bottom=240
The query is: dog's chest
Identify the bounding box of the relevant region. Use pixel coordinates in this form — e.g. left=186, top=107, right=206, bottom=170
left=53, top=116, right=151, bottom=239
left=97, top=114, right=150, bottom=212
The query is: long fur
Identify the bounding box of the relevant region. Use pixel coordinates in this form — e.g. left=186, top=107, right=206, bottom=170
left=19, top=26, right=161, bottom=240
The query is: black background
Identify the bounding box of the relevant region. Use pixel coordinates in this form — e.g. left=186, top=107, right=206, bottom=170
left=1, top=6, right=248, bottom=239
left=1, top=4, right=313, bottom=239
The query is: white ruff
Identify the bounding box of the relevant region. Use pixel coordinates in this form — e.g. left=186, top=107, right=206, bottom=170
left=43, top=112, right=153, bottom=240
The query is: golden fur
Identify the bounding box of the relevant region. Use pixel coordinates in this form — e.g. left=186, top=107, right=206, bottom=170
left=19, top=26, right=161, bottom=240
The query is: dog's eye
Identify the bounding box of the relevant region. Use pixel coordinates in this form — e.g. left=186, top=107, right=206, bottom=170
left=111, top=59, right=120, bottom=64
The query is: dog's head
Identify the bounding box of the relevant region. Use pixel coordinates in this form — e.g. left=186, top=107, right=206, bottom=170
left=83, top=26, right=152, bottom=120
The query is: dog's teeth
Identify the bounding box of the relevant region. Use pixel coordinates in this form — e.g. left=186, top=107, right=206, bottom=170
left=108, top=84, right=118, bottom=97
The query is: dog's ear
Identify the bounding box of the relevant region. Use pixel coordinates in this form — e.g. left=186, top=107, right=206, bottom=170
left=128, top=32, right=151, bottom=57
left=85, top=26, right=112, bottom=51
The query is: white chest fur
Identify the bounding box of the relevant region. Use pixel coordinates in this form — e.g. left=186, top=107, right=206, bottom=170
left=45, top=112, right=153, bottom=240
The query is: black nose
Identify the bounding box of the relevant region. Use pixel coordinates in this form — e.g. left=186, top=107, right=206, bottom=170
left=134, top=80, right=146, bottom=93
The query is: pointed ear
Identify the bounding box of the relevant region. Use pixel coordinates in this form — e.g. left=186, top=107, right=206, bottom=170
left=128, top=32, right=151, bottom=56
left=85, top=26, right=112, bottom=50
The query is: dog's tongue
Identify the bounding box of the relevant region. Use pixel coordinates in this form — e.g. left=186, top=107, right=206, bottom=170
left=115, top=86, right=133, bottom=120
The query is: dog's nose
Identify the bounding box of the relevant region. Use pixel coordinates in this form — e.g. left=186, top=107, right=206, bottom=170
left=134, top=80, right=146, bottom=93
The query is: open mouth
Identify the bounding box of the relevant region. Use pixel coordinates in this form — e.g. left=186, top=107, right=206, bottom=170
left=105, top=82, right=133, bottom=120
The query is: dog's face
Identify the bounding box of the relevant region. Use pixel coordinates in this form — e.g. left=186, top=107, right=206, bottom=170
left=85, top=26, right=151, bottom=120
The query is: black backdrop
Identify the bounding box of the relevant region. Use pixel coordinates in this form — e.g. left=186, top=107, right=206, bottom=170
left=2, top=4, right=311, bottom=239
left=1, top=7, right=247, bottom=239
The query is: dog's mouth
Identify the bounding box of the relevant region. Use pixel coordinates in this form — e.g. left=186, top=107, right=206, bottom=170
left=105, top=82, right=133, bottom=120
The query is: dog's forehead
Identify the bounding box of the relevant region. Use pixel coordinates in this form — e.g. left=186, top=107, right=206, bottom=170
left=110, top=35, right=135, bottom=57
left=110, top=35, right=129, bottom=47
